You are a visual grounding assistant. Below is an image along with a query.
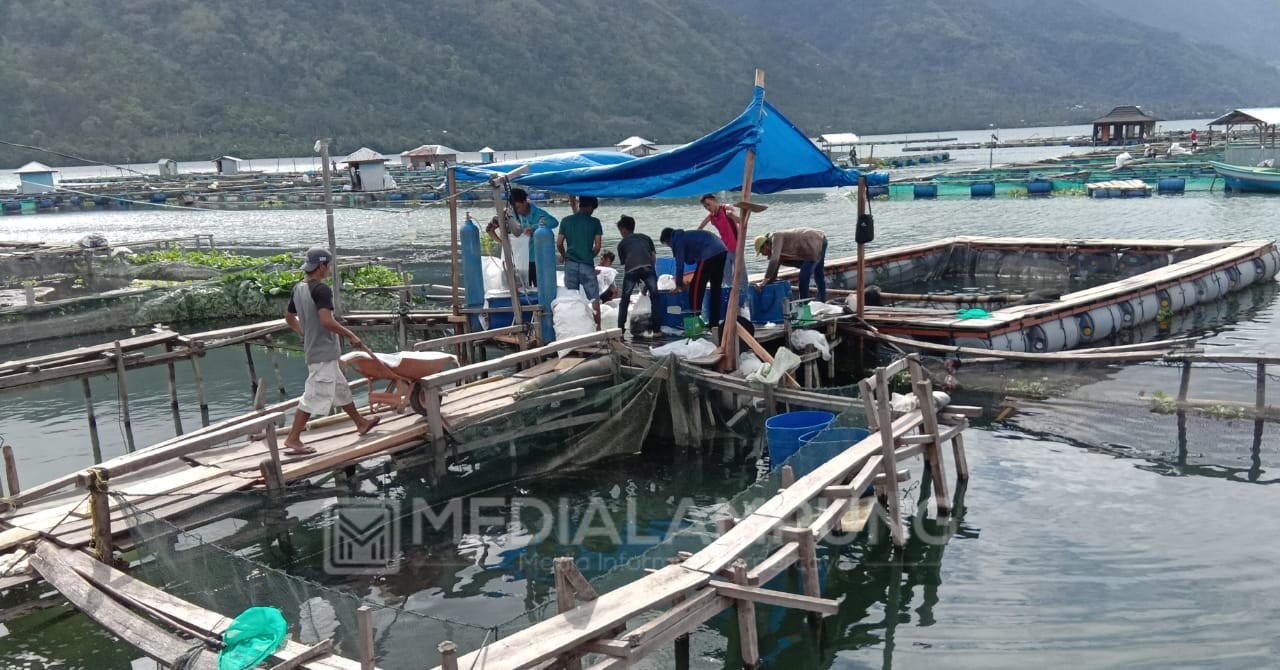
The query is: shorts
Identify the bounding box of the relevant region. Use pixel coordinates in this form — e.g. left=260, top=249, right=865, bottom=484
left=298, top=360, right=354, bottom=415
left=563, top=259, right=600, bottom=301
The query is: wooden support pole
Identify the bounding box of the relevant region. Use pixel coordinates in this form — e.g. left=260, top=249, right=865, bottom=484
left=874, top=368, right=906, bottom=547
left=264, top=422, right=285, bottom=489
left=952, top=433, right=970, bottom=481
left=164, top=342, right=183, bottom=436
left=856, top=175, right=867, bottom=319
left=357, top=605, right=376, bottom=670
left=489, top=170, right=529, bottom=351
left=2, top=445, right=19, bottom=497
left=81, top=378, right=104, bottom=464
left=731, top=559, right=760, bottom=669
left=110, top=341, right=136, bottom=453
left=1257, top=362, right=1266, bottom=412
left=795, top=528, right=824, bottom=625
left=78, top=469, right=113, bottom=564
left=908, top=356, right=950, bottom=514
left=267, top=335, right=288, bottom=403
left=1178, top=360, right=1193, bottom=402
left=718, top=68, right=765, bottom=374
left=244, top=342, right=259, bottom=400
left=439, top=641, right=459, bottom=670
left=780, top=464, right=795, bottom=489
left=448, top=167, right=461, bottom=316
left=553, top=557, right=585, bottom=670
left=191, top=354, right=211, bottom=427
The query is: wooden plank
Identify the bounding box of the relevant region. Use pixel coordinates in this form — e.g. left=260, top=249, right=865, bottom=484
left=96, top=412, right=284, bottom=479
left=413, top=325, right=524, bottom=351
left=839, top=496, right=876, bottom=534
left=48, top=544, right=362, bottom=670
left=269, top=640, right=335, bottom=670
left=0, top=330, right=178, bottom=375
left=712, top=581, right=838, bottom=615
left=30, top=545, right=219, bottom=669
left=423, top=331, right=618, bottom=389
left=445, top=565, right=707, bottom=670
left=281, top=424, right=429, bottom=482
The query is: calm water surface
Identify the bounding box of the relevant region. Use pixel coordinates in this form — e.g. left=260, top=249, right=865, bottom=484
left=1, top=150, right=1279, bottom=668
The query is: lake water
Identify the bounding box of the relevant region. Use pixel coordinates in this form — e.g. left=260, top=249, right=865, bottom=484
left=2, top=130, right=1279, bottom=669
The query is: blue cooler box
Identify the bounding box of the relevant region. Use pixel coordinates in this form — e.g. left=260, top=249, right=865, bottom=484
left=487, top=291, right=538, bottom=328
left=750, top=282, right=792, bottom=324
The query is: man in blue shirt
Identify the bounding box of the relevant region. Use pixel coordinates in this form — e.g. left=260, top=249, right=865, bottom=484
left=659, top=227, right=728, bottom=332
left=509, top=188, right=558, bottom=287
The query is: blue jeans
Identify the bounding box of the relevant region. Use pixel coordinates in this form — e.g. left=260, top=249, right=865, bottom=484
left=563, top=259, right=600, bottom=301
left=617, top=267, right=661, bottom=333
left=797, top=239, right=828, bottom=301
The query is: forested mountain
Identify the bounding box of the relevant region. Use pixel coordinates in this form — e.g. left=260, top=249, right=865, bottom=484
left=1088, top=0, right=1280, bottom=66
left=0, top=0, right=1277, bottom=166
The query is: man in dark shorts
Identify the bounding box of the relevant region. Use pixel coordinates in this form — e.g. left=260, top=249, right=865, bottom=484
left=615, top=216, right=661, bottom=337
left=282, top=247, right=380, bottom=454
left=660, top=227, right=728, bottom=332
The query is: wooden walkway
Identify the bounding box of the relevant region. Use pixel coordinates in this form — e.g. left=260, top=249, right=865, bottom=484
left=429, top=354, right=977, bottom=670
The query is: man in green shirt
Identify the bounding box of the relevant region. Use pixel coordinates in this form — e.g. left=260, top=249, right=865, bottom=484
left=558, top=195, right=604, bottom=303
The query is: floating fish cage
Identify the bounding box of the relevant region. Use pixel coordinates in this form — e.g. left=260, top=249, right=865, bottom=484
left=806, top=236, right=1280, bottom=352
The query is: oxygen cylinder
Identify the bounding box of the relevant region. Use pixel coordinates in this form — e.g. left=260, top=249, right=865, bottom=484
left=460, top=214, right=485, bottom=331
left=534, top=223, right=558, bottom=343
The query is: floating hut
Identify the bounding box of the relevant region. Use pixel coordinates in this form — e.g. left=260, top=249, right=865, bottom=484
left=14, top=162, right=57, bottom=195
left=1210, top=108, right=1280, bottom=167
left=1092, top=106, right=1160, bottom=145
left=156, top=158, right=179, bottom=178
left=402, top=144, right=458, bottom=170
left=213, top=155, right=244, bottom=176
left=615, top=135, right=658, bottom=157
left=818, top=132, right=861, bottom=161
left=478, top=146, right=496, bottom=164
left=342, top=147, right=389, bottom=192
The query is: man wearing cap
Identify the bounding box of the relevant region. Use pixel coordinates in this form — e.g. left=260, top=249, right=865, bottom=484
left=754, top=228, right=828, bottom=302
left=282, top=247, right=381, bottom=454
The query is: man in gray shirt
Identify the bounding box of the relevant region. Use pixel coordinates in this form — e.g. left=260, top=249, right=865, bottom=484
left=614, top=215, right=662, bottom=337
left=282, top=247, right=380, bottom=454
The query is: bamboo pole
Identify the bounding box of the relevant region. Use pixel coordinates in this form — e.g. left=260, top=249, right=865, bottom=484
left=718, top=68, right=765, bottom=373
left=112, top=341, right=136, bottom=453
left=320, top=139, right=342, bottom=317
left=489, top=169, right=530, bottom=350
left=874, top=367, right=906, bottom=547
left=448, top=167, right=461, bottom=316
left=731, top=559, right=760, bottom=668
left=81, top=378, right=103, bottom=464
left=164, top=342, right=183, bottom=436
left=438, top=641, right=459, bottom=670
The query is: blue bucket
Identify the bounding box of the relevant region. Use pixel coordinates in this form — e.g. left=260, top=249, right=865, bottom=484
left=795, top=427, right=873, bottom=486
left=765, top=411, right=834, bottom=469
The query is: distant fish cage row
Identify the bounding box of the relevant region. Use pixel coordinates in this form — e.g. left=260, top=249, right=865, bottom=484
left=0, top=188, right=556, bottom=214
left=875, top=175, right=1202, bottom=200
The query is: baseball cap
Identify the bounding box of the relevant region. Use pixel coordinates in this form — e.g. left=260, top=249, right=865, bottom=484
left=301, top=247, right=332, bottom=272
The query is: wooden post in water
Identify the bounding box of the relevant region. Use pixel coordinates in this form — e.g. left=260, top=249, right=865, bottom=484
left=553, top=558, right=585, bottom=670
left=112, top=341, right=136, bottom=453
left=908, top=355, right=950, bottom=514
left=81, top=379, right=103, bottom=464
left=874, top=367, right=906, bottom=547
left=357, top=605, right=376, bottom=670
left=244, top=343, right=259, bottom=400
left=2, top=445, right=19, bottom=496
left=730, top=559, right=760, bottom=668
left=1256, top=362, right=1266, bottom=414
left=266, top=335, right=288, bottom=403
left=718, top=68, right=766, bottom=374
left=77, top=468, right=112, bottom=564
left=191, top=354, right=211, bottom=427
left=164, top=342, right=183, bottom=436
left=856, top=174, right=868, bottom=320
left=448, top=167, right=461, bottom=316
left=438, top=641, right=459, bottom=670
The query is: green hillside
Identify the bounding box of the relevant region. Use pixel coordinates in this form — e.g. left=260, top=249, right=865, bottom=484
left=1, top=0, right=1278, bottom=166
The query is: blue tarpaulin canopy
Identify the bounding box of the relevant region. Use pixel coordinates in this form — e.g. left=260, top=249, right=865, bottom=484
left=454, top=87, right=886, bottom=198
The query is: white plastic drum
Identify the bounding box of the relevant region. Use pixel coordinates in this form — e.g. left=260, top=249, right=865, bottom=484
left=1158, top=283, right=1190, bottom=313
left=954, top=336, right=991, bottom=350
left=1026, top=320, right=1073, bottom=352
left=989, top=331, right=1027, bottom=352
left=1132, top=292, right=1161, bottom=323
left=1079, top=305, right=1118, bottom=342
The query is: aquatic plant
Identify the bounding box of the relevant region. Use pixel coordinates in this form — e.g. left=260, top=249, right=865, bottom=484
left=222, top=268, right=304, bottom=296
left=1004, top=377, right=1050, bottom=400
left=1149, top=390, right=1178, bottom=414
left=127, top=248, right=256, bottom=270
left=342, top=264, right=407, bottom=288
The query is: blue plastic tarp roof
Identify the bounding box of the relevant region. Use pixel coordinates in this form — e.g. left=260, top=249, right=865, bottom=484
left=454, top=87, right=886, bottom=198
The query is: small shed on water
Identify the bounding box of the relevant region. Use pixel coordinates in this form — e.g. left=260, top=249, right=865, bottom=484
left=14, top=162, right=57, bottom=195
left=402, top=144, right=458, bottom=170
left=157, top=158, right=179, bottom=178
left=1209, top=108, right=1280, bottom=147
left=1092, top=106, right=1160, bottom=145
left=343, top=147, right=389, bottom=192
left=615, top=136, right=657, bottom=157
left=214, top=156, right=244, bottom=176
left=478, top=146, right=496, bottom=164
